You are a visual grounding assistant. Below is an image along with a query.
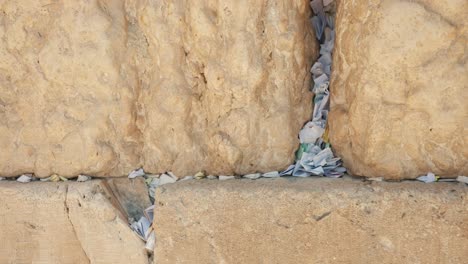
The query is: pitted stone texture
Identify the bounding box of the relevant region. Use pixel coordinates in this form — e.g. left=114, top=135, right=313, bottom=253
left=154, top=177, right=468, bottom=264
left=0, top=0, right=141, bottom=177
left=137, top=0, right=316, bottom=175
left=328, top=0, right=468, bottom=179
left=0, top=0, right=316, bottom=177
left=0, top=180, right=148, bottom=264
left=0, top=183, right=90, bottom=263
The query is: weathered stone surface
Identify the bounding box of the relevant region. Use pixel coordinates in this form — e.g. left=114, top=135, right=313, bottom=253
left=0, top=0, right=316, bottom=177
left=137, top=0, right=316, bottom=176
left=329, top=0, right=468, bottom=179
left=0, top=0, right=141, bottom=177
left=154, top=177, right=468, bottom=264
left=0, top=183, right=89, bottom=263
left=0, top=180, right=148, bottom=264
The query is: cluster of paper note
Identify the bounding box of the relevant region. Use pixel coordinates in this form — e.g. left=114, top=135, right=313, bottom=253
left=281, top=0, right=346, bottom=178
left=130, top=205, right=156, bottom=253
left=127, top=168, right=179, bottom=253
left=9, top=173, right=92, bottom=183
left=128, top=168, right=179, bottom=203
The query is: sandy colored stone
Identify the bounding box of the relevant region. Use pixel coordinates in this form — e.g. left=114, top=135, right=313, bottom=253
left=154, top=177, right=468, bottom=264
left=133, top=0, right=316, bottom=176
left=0, top=0, right=316, bottom=177
left=329, top=0, right=468, bottom=179
left=0, top=180, right=148, bottom=264
left=0, top=182, right=90, bottom=263
left=65, top=181, right=148, bottom=264
left=0, top=0, right=141, bottom=177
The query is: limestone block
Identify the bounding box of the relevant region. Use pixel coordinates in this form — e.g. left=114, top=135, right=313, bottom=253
left=0, top=182, right=89, bottom=263
left=329, top=0, right=468, bottom=179
left=154, top=177, right=468, bottom=264
left=0, top=0, right=316, bottom=177
left=65, top=181, right=148, bottom=264
left=136, top=0, right=316, bottom=175
left=0, top=180, right=148, bottom=264
left=0, top=0, right=141, bottom=177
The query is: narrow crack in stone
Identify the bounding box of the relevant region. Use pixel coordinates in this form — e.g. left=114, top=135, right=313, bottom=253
left=63, top=184, right=92, bottom=264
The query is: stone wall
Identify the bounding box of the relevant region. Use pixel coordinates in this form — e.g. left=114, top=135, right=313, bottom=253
left=2, top=0, right=465, bottom=180
left=0, top=0, right=316, bottom=177
left=329, top=0, right=467, bottom=179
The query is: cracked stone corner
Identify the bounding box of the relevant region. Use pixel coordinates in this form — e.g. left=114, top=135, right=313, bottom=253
left=59, top=180, right=149, bottom=264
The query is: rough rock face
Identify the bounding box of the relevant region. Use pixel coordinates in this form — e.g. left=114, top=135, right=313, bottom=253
left=329, top=0, right=468, bottom=179
left=0, top=0, right=316, bottom=177
left=0, top=0, right=141, bottom=177
left=154, top=177, right=468, bottom=263
left=0, top=179, right=149, bottom=264
left=138, top=0, right=315, bottom=176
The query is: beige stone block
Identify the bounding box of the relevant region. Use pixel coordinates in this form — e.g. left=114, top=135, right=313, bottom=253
left=154, top=177, right=468, bottom=264
left=0, top=0, right=141, bottom=177
left=0, top=180, right=148, bottom=264
left=329, top=0, right=468, bottom=179
left=136, top=0, right=316, bottom=176
left=0, top=182, right=89, bottom=263
left=0, top=0, right=316, bottom=177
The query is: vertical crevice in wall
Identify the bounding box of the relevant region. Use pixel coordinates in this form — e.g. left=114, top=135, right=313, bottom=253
left=282, top=0, right=346, bottom=177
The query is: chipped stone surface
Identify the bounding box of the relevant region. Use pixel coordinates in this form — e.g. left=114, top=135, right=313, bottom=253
left=0, top=180, right=148, bottom=264
left=154, top=177, right=468, bottom=263
left=0, top=0, right=316, bottom=177
left=329, top=0, right=468, bottom=179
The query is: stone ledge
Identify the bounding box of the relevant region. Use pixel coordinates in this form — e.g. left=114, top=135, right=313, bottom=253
left=154, top=177, right=468, bottom=264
